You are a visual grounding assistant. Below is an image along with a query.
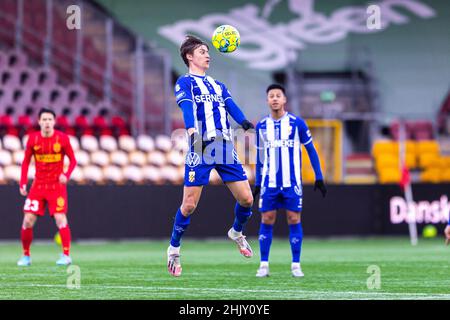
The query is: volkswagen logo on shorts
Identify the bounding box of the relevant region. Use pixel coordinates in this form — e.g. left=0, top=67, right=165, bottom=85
left=294, top=185, right=302, bottom=196
left=186, top=152, right=201, bottom=168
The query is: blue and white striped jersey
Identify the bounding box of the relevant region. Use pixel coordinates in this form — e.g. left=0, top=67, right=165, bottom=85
left=175, top=73, right=233, bottom=141
left=255, top=112, right=313, bottom=188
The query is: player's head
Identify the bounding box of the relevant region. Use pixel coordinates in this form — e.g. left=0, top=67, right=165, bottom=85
left=38, top=108, right=56, bottom=134
left=266, top=84, right=287, bottom=112
left=180, top=35, right=210, bottom=71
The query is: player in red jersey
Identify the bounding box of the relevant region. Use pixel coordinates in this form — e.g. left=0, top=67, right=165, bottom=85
left=17, top=108, right=77, bottom=266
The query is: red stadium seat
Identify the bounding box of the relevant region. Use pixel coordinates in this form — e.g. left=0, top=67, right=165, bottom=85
left=412, top=121, right=434, bottom=140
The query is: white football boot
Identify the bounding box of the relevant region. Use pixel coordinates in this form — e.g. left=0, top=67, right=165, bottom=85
left=291, top=263, right=304, bottom=277
left=227, top=228, right=253, bottom=258
left=256, top=262, right=270, bottom=277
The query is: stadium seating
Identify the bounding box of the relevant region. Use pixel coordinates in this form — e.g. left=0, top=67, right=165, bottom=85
left=379, top=167, right=401, bottom=184
left=3, top=134, right=21, bottom=151
left=137, top=135, right=155, bottom=152
left=103, top=165, right=124, bottom=184
left=0, top=46, right=130, bottom=139
left=142, top=166, right=162, bottom=184
left=390, top=121, right=434, bottom=141
left=0, top=150, right=12, bottom=166
left=372, top=137, right=447, bottom=184
left=344, top=154, right=377, bottom=184
left=110, top=150, right=129, bottom=167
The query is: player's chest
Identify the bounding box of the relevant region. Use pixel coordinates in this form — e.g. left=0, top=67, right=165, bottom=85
left=262, top=122, right=296, bottom=141
left=191, top=82, right=224, bottom=106
left=33, top=139, right=63, bottom=163
left=33, top=140, right=62, bottom=154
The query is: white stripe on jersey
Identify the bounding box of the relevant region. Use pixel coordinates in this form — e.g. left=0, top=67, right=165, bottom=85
left=293, top=125, right=301, bottom=187
left=208, top=77, right=230, bottom=140
left=266, top=118, right=277, bottom=188
left=280, top=115, right=291, bottom=187
left=193, top=77, right=216, bottom=140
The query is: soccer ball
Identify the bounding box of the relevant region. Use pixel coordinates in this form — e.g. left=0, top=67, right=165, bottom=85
left=422, top=225, right=437, bottom=238
left=211, top=25, right=240, bottom=53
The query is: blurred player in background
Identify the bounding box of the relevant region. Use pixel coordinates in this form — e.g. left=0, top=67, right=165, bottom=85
left=253, top=84, right=327, bottom=277
left=17, top=108, right=77, bottom=266
left=167, top=35, right=255, bottom=277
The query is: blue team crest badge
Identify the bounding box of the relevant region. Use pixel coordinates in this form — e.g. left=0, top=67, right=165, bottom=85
left=294, top=185, right=302, bottom=196
left=186, top=152, right=201, bottom=168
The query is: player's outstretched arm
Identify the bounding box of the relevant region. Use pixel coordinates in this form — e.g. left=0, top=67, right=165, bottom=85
left=299, top=118, right=326, bottom=198
left=224, top=98, right=254, bottom=131
left=304, top=142, right=327, bottom=198
left=179, top=100, right=195, bottom=132
left=63, top=135, right=77, bottom=182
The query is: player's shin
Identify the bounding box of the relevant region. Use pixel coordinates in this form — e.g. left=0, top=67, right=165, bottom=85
left=289, top=223, right=303, bottom=263
left=59, top=225, right=71, bottom=256
left=232, top=203, right=252, bottom=233
left=21, top=227, right=33, bottom=256
left=170, top=208, right=191, bottom=248
left=259, top=223, right=273, bottom=262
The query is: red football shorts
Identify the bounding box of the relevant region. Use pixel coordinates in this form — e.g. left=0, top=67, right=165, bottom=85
left=23, top=183, right=68, bottom=216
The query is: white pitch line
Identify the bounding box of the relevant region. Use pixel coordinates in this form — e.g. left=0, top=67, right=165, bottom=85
left=2, top=283, right=450, bottom=299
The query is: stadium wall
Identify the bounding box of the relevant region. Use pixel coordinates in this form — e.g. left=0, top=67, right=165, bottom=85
left=1, top=184, right=448, bottom=240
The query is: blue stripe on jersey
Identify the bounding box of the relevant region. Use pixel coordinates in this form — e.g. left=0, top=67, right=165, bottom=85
left=276, top=126, right=283, bottom=187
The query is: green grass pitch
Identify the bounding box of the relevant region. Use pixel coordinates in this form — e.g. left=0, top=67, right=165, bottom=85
left=0, top=238, right=449, bottom=300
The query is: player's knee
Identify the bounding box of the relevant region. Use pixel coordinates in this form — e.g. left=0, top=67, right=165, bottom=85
left=55, top=220, right=67, bottom=229
left=239, top=194, right=253, bottom=208
left=23, top=216, right=35, bottom=228
left=181, top=203, right=197, bottom=215
left=23, top=220, right=33, bottom=229
left=287, top=214, right=301, bottom=225
left=262, top=215, right=275, bottom=225
left=54, top=214, right=67, bottom=228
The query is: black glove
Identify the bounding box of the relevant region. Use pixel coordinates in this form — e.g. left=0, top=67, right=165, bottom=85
left=189, top=131, right=206, bottom=153
left=252, top=186, right=261, bottom=198
left=314, top=180, right=327, bottom=198
left=241, top=120, right=254, bottom=131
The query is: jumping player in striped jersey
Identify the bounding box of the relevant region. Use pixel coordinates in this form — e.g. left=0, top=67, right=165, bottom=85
left=253, top=84, right=327, bottom=277
left=167, top=35, right=255, bottom=277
